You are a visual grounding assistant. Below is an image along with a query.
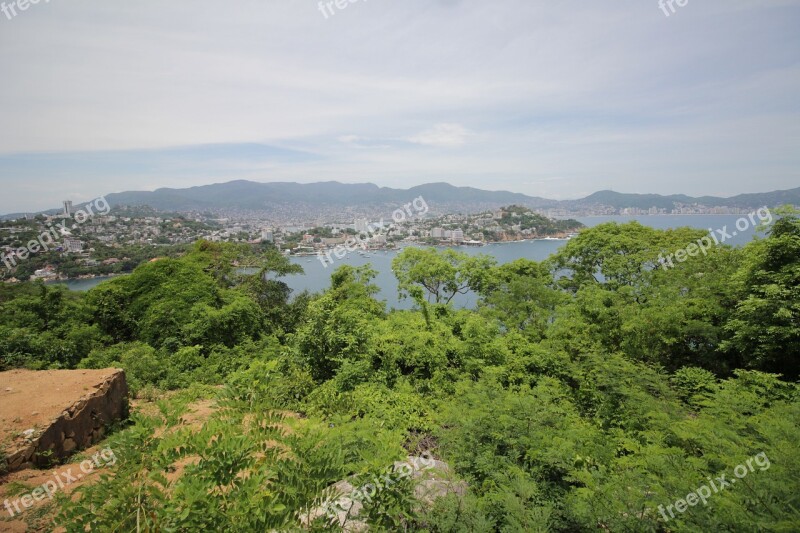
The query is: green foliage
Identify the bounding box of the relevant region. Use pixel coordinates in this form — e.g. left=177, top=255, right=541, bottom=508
left=393, top=247, right=496, bottom=305
left=0, top=283, right=108, bottom=368
left=551, top=221, right=707, bottom=291
left=226, top=357, right=316, bottom=409
left=476, top=258, right=566, bottom=341
left=295, top=265, right=385, bottom=381
left=497, top=205, right=583, bottom=236
left=723, top=208, right=800, bottom=378
left=671, top=366, right=719, bottom=408
left=618, top=246, right=742, bottom=373
left=5, top=220, right=800, bottom=531
left=307, top=380, right=433, bottom=433
left=78, top=342, right=165, bottom=395
left=182, top=291, right=263, bottom=348
left=56, top=392, right=413, bottom=531
left=360, top=468, right=420, bottom=530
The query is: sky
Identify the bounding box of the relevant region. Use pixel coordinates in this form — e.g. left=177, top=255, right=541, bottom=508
left=0, top=0, right=798, bottom=213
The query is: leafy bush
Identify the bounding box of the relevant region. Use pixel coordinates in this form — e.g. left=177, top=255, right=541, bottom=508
left=79, top=342, right=165, bottom=395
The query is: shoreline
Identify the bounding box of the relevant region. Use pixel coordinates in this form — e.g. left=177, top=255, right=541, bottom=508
left=43, top=273, right=125, bottom=284
left=290, top=232, right=577, bottom=257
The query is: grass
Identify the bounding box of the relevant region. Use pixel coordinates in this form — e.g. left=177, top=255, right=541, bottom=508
left=2, top=480, right=33, bottom=497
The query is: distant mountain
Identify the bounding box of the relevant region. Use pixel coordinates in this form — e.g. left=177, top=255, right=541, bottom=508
left=102, top=181, right=800, bottom=213
left=3, top=181, right=799, bottom=219
left=576, top=191, right=696, bottom=210
left=574, top=188, right=800, bottom=210
left=103, top=181, right=550, bottom=212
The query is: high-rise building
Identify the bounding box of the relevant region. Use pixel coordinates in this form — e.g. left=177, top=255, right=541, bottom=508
left=451, top=229, right=465, bottom=243
left=355, top=218, right=369, bottom=233
left=63, top=238, right=83, bottom=253
left=63, top=201, right=73, bottom=217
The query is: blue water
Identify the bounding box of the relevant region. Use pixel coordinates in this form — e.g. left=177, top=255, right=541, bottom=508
left=576, top=214, right=766, bottom=247
left=57, top=215, right=771, bottom=308
left=50, top=277, right=119, bottom=291
left=283, top=240, right=567, bottom=310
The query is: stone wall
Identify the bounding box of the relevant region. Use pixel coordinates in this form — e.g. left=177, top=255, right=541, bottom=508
left=3, top=370, right=128, bottom=472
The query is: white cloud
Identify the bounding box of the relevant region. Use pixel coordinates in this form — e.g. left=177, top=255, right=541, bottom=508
left=0, top=0, right=798, bottom=212
left=409, top=123, right=473, bottom=147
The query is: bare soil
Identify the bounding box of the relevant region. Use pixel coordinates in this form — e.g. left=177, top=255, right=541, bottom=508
left=0, top=369, right=121, bottom=453
left=0, top=393, right=219, bottom=532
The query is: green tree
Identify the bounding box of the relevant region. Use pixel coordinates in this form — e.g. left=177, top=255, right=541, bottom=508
left=392, top=247, right=496, bottom=305
left=235, top=246, right=304, bottom=335
left=295, top=265, right=385, bottom=382
left=476, top=258, right=566, bottom=341
left=723, top=208, right=800, bottom=378
left=551, top=221, right=706, bottom=294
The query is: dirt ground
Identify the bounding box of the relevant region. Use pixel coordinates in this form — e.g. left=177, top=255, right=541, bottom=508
left=0, top=369, right=121, bottom=452
left=0, top=441, right=112, bottom=533
left=0, top=394, right=218, bottom=532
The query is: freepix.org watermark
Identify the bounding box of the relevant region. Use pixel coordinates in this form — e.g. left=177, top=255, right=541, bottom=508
left=658, top=0, right=689, bottom=18
left=318, top=0, right=369, bottom=20
left=322, top=453, right=435, bottom=518
left=1, top=0, right=51, bottom=21
left=657, top=452, right=771, bottom=522
left=317, top=196, right=428, bottom=268
left=658, top=207, right=773, bottom=270
left=1, top=196, right=110, bottom=273
left=4, top=447, right=117, bottom=517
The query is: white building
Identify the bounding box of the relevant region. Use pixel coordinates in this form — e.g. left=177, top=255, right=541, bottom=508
left=451, top=229, right=465, bottom=243
left=63, top=238, right=83, bottom=253
left=32, top=267, right=57, bottom=280
left=355, top=218, right=369, bottom=233
left=261, top=229, right=274, bottom=243
left=432, top=227, right=445, bottom=239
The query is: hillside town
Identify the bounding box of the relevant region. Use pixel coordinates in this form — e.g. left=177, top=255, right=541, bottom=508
left=1, top=201, right=583, bottom=282
left=2, top=192, right=787, bottom=284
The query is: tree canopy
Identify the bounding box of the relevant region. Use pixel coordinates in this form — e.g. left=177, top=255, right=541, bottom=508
left=2, top=215, right=798, bottom=532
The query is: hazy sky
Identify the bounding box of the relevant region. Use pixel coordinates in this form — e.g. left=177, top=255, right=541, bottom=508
left=1, top=0, right=799, bottom=213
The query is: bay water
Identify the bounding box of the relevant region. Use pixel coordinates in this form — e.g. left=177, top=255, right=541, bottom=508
left=56, top=215, right=770, bottom=308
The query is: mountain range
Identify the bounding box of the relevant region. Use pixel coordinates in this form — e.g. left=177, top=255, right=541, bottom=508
left=101, top=181, right=543, bottom=212
left=576, top=189, right=800, bottom=210
left=103, top=181, right=800, bottom=213
left=6, top=181, right=800, bottom=218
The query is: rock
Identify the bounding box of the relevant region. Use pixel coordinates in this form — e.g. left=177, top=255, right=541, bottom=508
left=306, top=455, right=466, bottom=531
left=62, top=438, right=77, bottom=452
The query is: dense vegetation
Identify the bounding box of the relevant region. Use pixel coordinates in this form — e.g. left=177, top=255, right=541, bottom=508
left=1, top=210, right=798, bottom=531
left=495, top=205, right=582, bottom=235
